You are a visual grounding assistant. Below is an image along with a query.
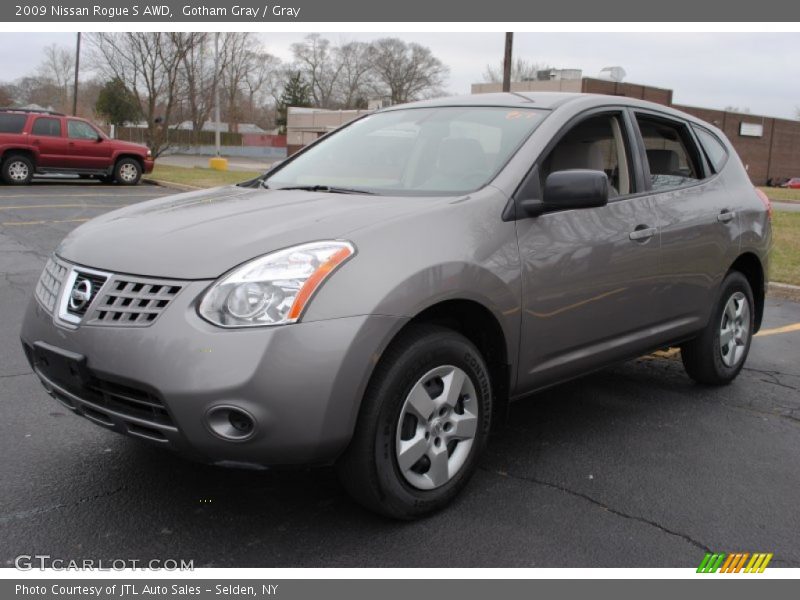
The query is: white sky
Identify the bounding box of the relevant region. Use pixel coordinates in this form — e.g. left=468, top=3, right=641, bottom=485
left=1, top=32, right=798, bottom=119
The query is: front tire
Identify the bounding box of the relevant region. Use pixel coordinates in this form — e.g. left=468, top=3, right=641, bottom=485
left=681, top=271, right=754, bottom=385
left=114, top=158, right=142, bottom=185
left=2, top=154, right=34, bottom=185
left=337, top=325, right=492, bottom=519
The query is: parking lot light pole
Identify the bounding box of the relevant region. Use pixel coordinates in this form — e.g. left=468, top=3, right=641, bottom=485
left=209, top=32, right=228, bottom=171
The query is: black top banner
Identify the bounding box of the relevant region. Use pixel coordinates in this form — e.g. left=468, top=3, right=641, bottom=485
left=2, top=0, right=799, bottom=22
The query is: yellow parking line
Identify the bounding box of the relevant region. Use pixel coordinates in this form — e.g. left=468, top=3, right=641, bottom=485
left=2, top=218, right=91, bottom=226
left=755, top=322, right=800, bottom=337
left=0, top=204, right=129, bottom=210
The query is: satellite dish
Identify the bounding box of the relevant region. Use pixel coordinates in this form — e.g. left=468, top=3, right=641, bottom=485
left=598, top=66, right=626, bottom=82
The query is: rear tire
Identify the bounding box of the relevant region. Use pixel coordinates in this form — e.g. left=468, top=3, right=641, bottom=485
left=114, top=158, right=142, bottom=185
left=337, top=324, right=492, bottom=519
left=2, top=154, right=34, bottom=185
left=681, top=271, right=754, bottom=385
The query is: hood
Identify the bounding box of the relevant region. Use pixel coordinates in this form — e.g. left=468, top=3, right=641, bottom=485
left=109, top=139, right=149, bottom=153
left=57, top=186, right=441, bottom=279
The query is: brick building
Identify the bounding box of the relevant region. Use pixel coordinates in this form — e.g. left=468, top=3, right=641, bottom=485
left=473, top=75, right=800, bottom=185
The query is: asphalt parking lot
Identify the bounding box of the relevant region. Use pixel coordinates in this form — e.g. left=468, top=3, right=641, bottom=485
left=1, top=179, right=799, bottom=568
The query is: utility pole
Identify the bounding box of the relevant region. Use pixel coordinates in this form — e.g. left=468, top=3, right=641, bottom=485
left=502, top=32, right=513, bottom=93
left=72, top=32, right=81, bottom=115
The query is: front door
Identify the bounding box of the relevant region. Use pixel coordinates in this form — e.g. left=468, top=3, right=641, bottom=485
left=515, top=111, right=663, bottom=393
left=66, top=119, right=113, bottom=170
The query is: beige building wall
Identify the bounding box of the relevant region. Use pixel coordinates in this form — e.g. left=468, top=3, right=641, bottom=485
left=471, top=80, right=583, bottom=94
left=286, top=107, right=372, bottom=148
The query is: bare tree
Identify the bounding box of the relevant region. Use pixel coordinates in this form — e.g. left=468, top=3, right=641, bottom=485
left=291, top=34, right=344, bottom=108
left=0, top=84, right=15, bottom=106
left=482, top=58, right=546, bottom=83
left=89, top=32, right=201, bottom=155
left=38, top=44, right=75, bottom=111
left=335, top=41, right=374, bottom=109
left=220, top=33, right=259, bottom=132
left=368, top=38, right=449, bottom=105
left=243, top=51, right=282, bottom=124
left=178, top=33, right=215, bottom=141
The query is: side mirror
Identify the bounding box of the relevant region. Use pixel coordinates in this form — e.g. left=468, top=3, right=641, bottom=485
left=519, top=169, right=609, bottom=217
left=96, top=135, right=104, bottom=143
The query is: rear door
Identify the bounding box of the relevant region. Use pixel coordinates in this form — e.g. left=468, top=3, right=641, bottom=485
left=630, top=111, right=741, bottom=338
left=515, top=109, right=663, bottom=392
left=29, top=116, right=69, bottom=167
left=66, top=119, right=113, bottom=170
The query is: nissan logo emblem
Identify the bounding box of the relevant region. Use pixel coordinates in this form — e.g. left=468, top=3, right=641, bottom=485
left=69, top=279, right=93, bottom=311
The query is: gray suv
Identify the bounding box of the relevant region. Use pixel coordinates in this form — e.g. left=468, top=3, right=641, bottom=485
left=21, top=93, right=771, bottom=519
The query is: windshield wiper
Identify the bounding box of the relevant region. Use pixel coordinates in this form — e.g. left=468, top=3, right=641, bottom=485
left=275, top=184, right=377, bottom=195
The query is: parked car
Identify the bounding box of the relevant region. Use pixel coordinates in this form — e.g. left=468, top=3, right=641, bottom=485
left=0, top=108, right=153, bottom=185
left=20, top=93, right=771, bottom=519
left=781, top=177, right=800, bottom=189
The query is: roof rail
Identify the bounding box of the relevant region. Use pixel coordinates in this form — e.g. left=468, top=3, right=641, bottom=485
left=0, top=107, right=66, bottom=116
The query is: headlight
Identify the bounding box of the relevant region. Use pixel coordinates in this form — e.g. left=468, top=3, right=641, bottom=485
left=198, top=241, right=355, bottom=328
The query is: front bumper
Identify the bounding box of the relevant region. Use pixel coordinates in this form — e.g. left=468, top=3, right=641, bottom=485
left=143, top=158, right=155, bottom=174
left=21, top=276, right=406, bottom=467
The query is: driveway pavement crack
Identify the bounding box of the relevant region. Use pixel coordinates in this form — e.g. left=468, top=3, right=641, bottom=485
left=0, top=372, right=32, bottom=379
left=0, top=486, right=126, bottom=524
left=481, top=467, right=711, bottom=552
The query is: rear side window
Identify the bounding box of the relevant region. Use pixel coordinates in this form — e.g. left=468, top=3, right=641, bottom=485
left=636, top=114, right=704, bottom=192
left=0, top=113, right=27, bottom=133
left=692, top=126, right=728, bottom=173
left=31, top=117, right=62, bottom=137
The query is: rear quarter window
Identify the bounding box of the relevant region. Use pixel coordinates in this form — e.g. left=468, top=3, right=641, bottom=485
left=0, top=113, right=27, bottom=134
left=692, top=126, right=729, bottom=173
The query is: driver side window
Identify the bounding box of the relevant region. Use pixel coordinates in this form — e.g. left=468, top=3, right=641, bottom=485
left=540, top=114, right=633, bottom=197
left=68, top=120, right=99, bottom=140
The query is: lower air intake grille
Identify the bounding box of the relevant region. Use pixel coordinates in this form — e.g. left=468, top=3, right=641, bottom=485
left=86, top=277, right=183, bottom=327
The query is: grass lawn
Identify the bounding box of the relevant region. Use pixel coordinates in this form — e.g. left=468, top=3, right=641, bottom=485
left=771, top=211, right=800, bottom=285
left=146, top=164, right=262, bottom=189
left=759, top=186, right=800, bottom=203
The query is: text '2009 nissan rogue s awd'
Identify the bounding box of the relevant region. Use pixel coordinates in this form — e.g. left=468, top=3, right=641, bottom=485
left=20, top=93, right=771, bottom=519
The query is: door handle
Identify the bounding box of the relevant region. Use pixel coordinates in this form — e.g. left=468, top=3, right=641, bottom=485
left=717, top=210, right=736, bottom=223
left=629, top=226, right=657, bottom=241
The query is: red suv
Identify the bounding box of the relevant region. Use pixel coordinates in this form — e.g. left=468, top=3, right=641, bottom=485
left=0, top=108, right=154, bottom=185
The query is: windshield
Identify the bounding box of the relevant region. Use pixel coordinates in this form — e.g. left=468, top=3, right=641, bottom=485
left=266, top=106, right=546, bottom=196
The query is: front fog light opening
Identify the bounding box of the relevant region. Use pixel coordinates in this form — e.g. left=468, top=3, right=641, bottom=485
left=206, top=406, right=257, bottom=441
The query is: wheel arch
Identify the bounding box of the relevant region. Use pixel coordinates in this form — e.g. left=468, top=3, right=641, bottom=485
left=1, top=148, right=36, bottom=165
left=382, top=298, right=512, bottom=422
left=114, top=153, right=145, bottom=170
left=728, top=252, right=765, bottom=332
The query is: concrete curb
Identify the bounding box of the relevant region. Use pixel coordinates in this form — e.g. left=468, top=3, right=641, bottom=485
left=768, top=282, right=800, bottom=301
left=143, top=178, right=203, bottom=192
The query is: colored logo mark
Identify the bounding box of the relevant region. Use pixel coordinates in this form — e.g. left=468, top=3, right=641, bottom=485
left=697, top=552, right=773, bottom=573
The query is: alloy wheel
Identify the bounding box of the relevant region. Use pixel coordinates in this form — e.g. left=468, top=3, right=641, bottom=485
left=118, top=163, right=139, bottom=182
left=719, top=291, right=750, bottom=368
left=395, top=365, right=479, bottom=490
left=8, top=160, right=29, bottom=181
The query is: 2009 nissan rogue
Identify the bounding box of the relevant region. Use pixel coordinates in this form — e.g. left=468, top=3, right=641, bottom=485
left=20, top=93, right=772, bottom=519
